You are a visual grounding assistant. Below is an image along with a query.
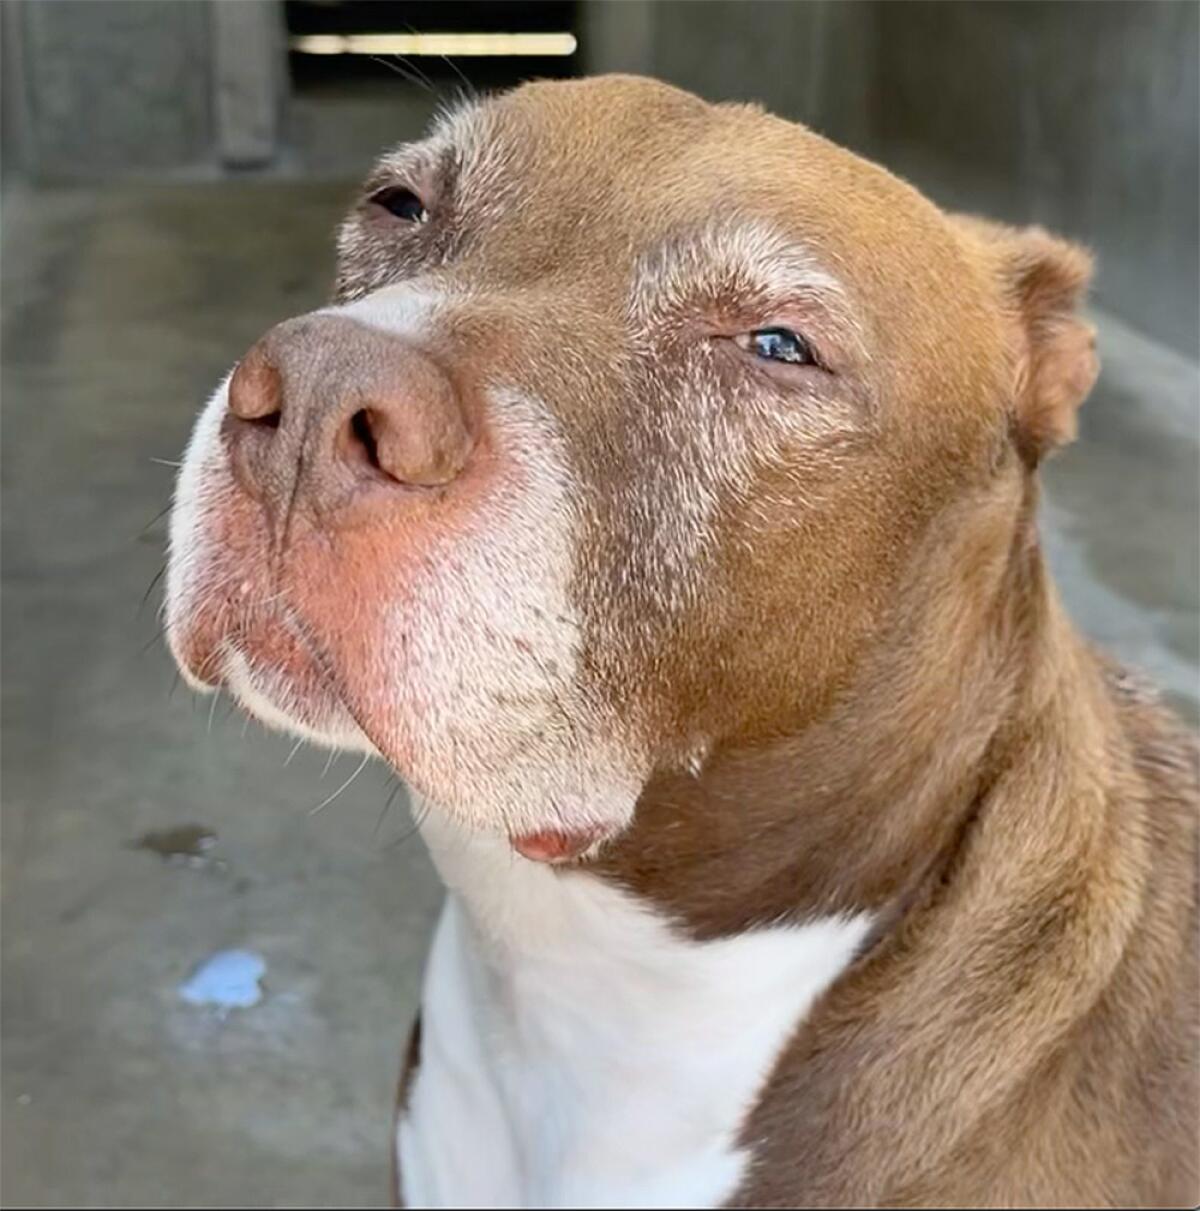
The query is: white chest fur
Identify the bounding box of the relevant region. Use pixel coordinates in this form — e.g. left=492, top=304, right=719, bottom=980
left=398, top=819, right=872, bottom=1209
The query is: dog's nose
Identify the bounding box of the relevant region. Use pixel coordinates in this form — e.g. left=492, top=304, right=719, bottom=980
left=223, top=314, right=473, bottom=521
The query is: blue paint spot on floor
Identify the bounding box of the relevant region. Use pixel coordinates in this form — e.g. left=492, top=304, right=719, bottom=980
left=179, top=948, right=266, bottom=1012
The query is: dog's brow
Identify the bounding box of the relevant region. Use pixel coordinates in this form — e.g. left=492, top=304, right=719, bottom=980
left=370, top=95, right=487, bottom=187
left=428, top=94, right=487, bottom=148
left=709, top=222, right=845, bottom=298
left=369, top=143, right=433, bottom=189
left=631, top=220, right=850, bottom=324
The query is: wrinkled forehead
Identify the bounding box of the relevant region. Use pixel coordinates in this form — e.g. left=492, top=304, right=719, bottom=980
left=370, top=78, right=956, bottom=293
left=371, top=77, right=720, bottom=246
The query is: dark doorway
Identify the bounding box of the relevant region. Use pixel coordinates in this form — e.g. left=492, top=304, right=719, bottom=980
left=286, top=1, right=581, bottom=92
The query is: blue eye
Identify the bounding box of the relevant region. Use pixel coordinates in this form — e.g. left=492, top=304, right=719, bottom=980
left=745, top=327, right=815, bottom=366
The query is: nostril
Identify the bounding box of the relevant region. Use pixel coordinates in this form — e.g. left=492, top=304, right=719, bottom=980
left=341, top=405, right=463, bottom=488
left=350, top=408, right=381, bottom=470
left=228, top=353, right=283, bottom=426
left=340, top=392, right=472, bottom=488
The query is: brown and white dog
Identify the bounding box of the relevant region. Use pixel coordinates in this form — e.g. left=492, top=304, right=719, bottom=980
left=165, top=76, right=1199, bottom=1207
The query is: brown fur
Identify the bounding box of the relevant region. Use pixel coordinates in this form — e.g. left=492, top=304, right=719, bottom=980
left=170, top=75, right=1199, bottom=1207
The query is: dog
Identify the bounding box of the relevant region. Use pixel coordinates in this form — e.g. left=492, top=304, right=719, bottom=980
left=165, top=76, right=1199, bottom=1207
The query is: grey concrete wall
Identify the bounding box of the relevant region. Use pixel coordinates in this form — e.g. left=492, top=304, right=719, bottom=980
left=581, top=0, right=656, bottom=78
left=212, top=0, right=287, bottom=169
left=1, top=0, right=31, bottom=179
left=14, top=0, right=214, bottom=178
left=3, top=0, right=286, bottom=179
left=869, top=1, right=1199, bottom=359
left=641, top=0, right=876, bottom=151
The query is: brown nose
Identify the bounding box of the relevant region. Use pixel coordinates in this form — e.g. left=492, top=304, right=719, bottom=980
left=224, top=313, right=473, bottom=522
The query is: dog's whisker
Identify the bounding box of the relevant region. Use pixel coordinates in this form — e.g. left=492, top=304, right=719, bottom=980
left=438, top=62, right=475, bottom=100
left=321, top=749, right=338, bottom=779
left=384, top=792, right=434, bottom=851
left=149, top=457, right=182, bottom=469
left=370, top=54, right=435, bottom=95
left=136, top=503, right=173, bottom=538
left=139, top=565, right=167, bottom=615
left=309, top=753, right=370, bottom=816
left=373, top=778, right=404, bottom=842
left=283, top=736, right=305, bottom=767
left=395, top=52, right=438, bottom=94
left=193, top=642, right=227, bottom=685
left=391, top=17, right=474, bottom=98
left=136, top=620, right=170, bottom=659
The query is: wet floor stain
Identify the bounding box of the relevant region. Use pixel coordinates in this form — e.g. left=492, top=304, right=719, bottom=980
left=131, top=824, right=221, bottom=869
left=178, top=949, right=266, bottom=1014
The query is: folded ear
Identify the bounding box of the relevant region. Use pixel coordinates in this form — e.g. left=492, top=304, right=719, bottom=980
left=953, top=215, right=1099, bottom=464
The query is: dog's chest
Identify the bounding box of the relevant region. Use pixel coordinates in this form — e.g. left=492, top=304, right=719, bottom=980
left=398, top=826, right=871, bottom=1208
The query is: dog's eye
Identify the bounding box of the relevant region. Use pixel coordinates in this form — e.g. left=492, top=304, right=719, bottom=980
left=736, top=328, right=815, bottom=366
left=369, top=186, right=428, bottom=223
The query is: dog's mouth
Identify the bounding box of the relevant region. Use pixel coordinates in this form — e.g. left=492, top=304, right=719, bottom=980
left=183, top=615, right=623, bottom=863
left=169, top=543, right=442, bottom=775
left=235, top=671, right=620, bottom=865
left=167, top=533, right=639, bottom=861
left=198, top=626, right=375, bottom=755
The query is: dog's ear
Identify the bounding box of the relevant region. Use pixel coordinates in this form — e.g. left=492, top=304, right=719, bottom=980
left=953, top=216, right=1099, bottom=464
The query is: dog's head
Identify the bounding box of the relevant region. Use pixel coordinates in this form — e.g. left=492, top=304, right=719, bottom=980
left=166, top=76, right=1097, bottom=858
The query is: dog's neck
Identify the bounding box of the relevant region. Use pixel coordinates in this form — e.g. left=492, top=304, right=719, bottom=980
left=408, top=480, right=1160, bottom=1211
left=592, top=478, right=1114, bottom=940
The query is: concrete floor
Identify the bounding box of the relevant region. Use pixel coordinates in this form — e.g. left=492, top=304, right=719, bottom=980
left=1, top=171, right=1197, bottom=1208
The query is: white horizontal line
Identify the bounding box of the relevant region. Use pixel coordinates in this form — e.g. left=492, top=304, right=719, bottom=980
left=290, top=32, right=578, bottom=57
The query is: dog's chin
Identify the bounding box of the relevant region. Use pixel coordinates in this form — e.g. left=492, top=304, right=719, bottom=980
left=221, top=647, right=376, bottom=754
left=195, top=644, right=636, bottom=862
